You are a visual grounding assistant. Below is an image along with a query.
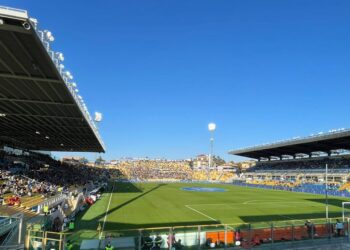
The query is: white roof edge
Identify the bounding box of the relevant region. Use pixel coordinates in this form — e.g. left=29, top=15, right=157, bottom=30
left=0, top=6, right=28, bottom=19
left=229, top=129, right=350, bottom=155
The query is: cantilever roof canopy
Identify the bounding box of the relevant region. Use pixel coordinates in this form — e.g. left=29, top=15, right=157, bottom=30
left=0, top=7, right=105, bottom=152
left=229, top=130, right=350, bottom=159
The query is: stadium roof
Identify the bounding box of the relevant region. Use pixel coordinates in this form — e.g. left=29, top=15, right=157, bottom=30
left=0, top=6, right=105, bottom=152
left=229, top=129, right=350, bottom=159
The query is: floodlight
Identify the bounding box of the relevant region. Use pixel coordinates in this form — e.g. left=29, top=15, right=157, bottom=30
left=59, top=64, right=65, bottom=69
left=75, top=89, right=79, bottom=93
left=71, top=82, right=77, bottom=88
left=208, top=123, right=216, bottom=132
left=65, top=71, right=73, bottom=80
left=44, top=30, right=50, bottom=37
left=35, top=131, right=40, bottom=135
left=44, top=30, right=54, bottom=42
left=56, top=52, right=64, bottom=61
left=94, top=112, right=103, bottom=122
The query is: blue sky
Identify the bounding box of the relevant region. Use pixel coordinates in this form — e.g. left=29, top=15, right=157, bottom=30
left=4, top=1, right=350, bottom=161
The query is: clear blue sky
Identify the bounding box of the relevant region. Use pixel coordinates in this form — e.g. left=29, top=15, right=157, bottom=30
left=4, top=1, right=350, bottom=161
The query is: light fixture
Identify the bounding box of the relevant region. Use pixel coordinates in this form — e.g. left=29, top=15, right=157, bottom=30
left=35, top=131, right=40, bottom=135
left=65, top=71, right=73, bottom=80
left=75, top=89, right=79, bottom=93
left=71, top=82, right=77, bottom=88
left=0, top=113, right=6, bottom=117
left=94, top=112, right=103, bottom=122
left=44, top=30, right=54, bottom=42
left=208, top=123, right=216, bottom=132
left=45, top=136, right=50, bottom=139
left=55, top=52, right=64, bottom=61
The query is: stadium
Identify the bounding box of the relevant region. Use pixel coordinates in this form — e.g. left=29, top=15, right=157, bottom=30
left=1, top=3, right=350, bottom=250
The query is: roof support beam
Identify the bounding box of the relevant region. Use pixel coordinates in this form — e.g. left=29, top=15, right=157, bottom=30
left=0, top=97, right=75, bottom=106
left=2, top=113, right=83, bottom=120
left=0, top=72, right=61, bottom=84
left=0, top=121, right=87, bottom=130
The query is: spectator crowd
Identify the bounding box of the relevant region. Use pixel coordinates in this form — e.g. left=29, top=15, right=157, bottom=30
left=249, top=157, right=350, bottom=172
left=0, top=149, right=113, bottom=203
left=110, top=160, right=235, bottom=182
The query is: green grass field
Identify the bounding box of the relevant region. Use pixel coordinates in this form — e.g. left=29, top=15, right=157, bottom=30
left=73, top=182, right=350, bottom=240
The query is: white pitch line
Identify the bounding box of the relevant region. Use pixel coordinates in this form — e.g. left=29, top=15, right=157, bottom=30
left=185, top=203, right=231, bottom=206
left=243, top=200, right=319, bottom=205
left=99, top=182, right=115, bottom=239
left=185, top=205, right=219, bottom=222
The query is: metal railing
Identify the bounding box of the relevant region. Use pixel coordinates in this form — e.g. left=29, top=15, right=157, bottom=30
left=23, top=218, right=350, bottom=250
left=0, top=213, right=23, bottom=247
left=36, top=194, right=67, bottom=214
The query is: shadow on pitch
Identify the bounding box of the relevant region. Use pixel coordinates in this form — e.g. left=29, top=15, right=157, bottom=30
left=113, top=181, right=143, bottom=193
left=305, top=198, right=348, bottom=209
left=88, top=183, right=167, bottom=222
left=75, top=182, right=166, bottom=231
left=75, top=181, right=219, bottom=233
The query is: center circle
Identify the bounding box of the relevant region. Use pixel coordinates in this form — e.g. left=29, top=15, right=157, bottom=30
left=181, top=187, right=226, bottom=192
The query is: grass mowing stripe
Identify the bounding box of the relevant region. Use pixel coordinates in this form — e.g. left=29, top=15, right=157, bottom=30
left=76, top=182, right=349, bottom=233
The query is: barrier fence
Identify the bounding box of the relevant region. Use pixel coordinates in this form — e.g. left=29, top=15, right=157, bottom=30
left=25, top=218, right=350, bottom=250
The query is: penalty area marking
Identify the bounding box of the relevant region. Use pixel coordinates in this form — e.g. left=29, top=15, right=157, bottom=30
left=99, top=183, right=115, bottom=240
left=242, top=200, right=316, bottom=205
left=185, top=205, right=219, bottom=222
left=186, top=200, right=317, bottom=206
left=185, top=200, right=325, bottom=224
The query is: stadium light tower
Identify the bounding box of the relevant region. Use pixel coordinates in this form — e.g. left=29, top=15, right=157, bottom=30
left=208, top=123, right=216, bottom=181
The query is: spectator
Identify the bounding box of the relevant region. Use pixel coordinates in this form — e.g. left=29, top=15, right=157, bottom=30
left=65, top=240, right=73, bottom=250
left=335, top=219, right=344, bottom=237
left=305, top=220, right=316, bottom=239
left=167, top=232, right=176, bottom=249
left=105, top=242, right=113, bottom=250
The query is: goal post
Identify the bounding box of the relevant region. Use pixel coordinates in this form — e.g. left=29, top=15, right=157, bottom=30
left=342, top=202, right=350, bottom=222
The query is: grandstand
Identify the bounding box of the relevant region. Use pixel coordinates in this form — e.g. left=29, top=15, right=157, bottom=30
left=111, top=160, right=236, bottom=182
left=0, top=6, right=106, bottom=249
left=229, top=129, right=350, bottom=197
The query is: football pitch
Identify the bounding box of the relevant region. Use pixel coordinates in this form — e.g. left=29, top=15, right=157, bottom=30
left=74, top=182, right=349, bottom=239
